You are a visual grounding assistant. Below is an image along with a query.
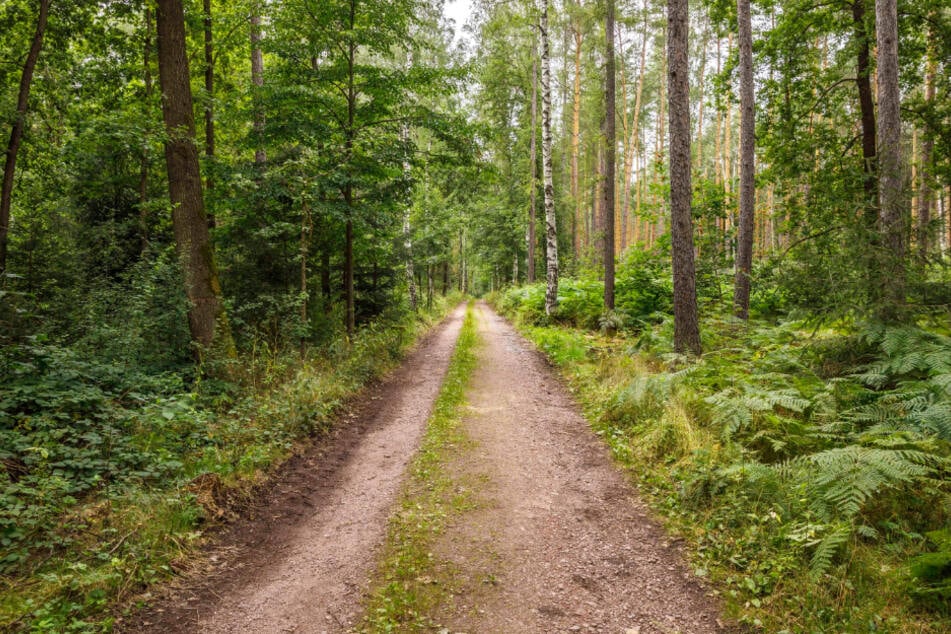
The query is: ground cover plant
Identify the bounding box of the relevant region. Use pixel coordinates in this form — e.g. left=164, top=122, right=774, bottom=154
left=493, top=280, right=951, bottom=633
left=0, top=293, right=458, bottom=632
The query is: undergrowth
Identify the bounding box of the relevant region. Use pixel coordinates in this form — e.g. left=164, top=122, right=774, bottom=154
left=492, top=283, right=951, bottom=633
left=361, top=301, right=480, bottom=632
left=0, top=294, right=461, bottom=632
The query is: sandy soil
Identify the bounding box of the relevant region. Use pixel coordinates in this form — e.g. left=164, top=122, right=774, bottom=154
left=425, top=303, right=727, bottom=634
left=121, top=301, right=729, bottom=634
left=120, top=304, right=466, bottom=634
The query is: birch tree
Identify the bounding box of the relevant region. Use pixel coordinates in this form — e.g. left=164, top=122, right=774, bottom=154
left=541, top=0, right=558, bottom=315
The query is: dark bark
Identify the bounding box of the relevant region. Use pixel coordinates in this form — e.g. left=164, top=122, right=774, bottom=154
left=603, top=0, right=616, bottom=311
left=875, top=0, right=904, bottom=317
left=542, top=0, right=558, bottom=315
left=156, top=0, right=233, bottom=354
left=667, top=0, right=701, bottom=354
left=0, top=0, right=50, bottom=275
left=343, top=0, right=356, bottom=337
left=852, top=0, right=877, bottom=217
left=733, top=0, right=755, bottom=319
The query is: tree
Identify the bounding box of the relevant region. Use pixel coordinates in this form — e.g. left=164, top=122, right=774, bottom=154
left=732, top=0, right=755, bottom=319
left=527, top=34, right=538, bottom=283
left=667, top=0, right=701, bottom=354
left=156, top=0, right=233, bottom=354
left=541, top=0, right=558, bottom=315
left=603, top=0, right=616, bottom=314
left=250, top=1, right=266, bottom=166
left=875, top=0, right=904, bottom=317
left=0, top=0, right=49, bottom=276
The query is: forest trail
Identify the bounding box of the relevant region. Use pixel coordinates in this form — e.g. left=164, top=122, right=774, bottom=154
left=122, top=305, right=467, bottom=633
left=124, top=302, right=726, bottom=633
left=421, top=303, right=725, bottom=633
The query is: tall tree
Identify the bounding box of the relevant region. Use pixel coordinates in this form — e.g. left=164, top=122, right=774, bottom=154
left=733, top=0, right=755, bottom=319
left=875, top=0, right=904, bottom=317
left=0, top=0, right=50, bottom=276
left=527, top=34, right=538, bottom=283
left=541, top=0, right=558, bottom=315
left=156, top=0, right=232, bottom=353
left=250, top=1, right=266, bottom=166
left=667, top=0, right=701, bottom=354
left=917, top=32, right=936, bottom=258
left=853, top=0, right=877, bottom=220
left=603, top=0, right=616, bottom=312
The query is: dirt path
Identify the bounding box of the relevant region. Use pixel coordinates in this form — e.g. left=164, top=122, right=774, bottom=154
left=122, top=305, right=466, bottom=634
left=426, top=303, right=726, bottom=633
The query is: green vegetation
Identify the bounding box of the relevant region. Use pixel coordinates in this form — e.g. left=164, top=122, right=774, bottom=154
left=0, top=294, right=458, bottom=632
left=494, top=282, right=951, bottom=632
left=362, top=302, right=481, bottom=632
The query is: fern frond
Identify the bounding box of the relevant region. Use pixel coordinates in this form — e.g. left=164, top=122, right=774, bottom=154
left=810, top=525, right=851, bottom=578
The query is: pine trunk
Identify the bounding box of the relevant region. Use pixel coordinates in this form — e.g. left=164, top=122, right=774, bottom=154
left=875, top=0, right=905, bottom=317
left=668, top=0, right=701, bottom=354
left=528, top=43, right=538, bottom=283
left=251, top=4, right=266, bottom=166
left=542, top=0, right=558, bottom=315
left=603, top=0, right=616, bottom=311
left=733, top=0, right=755, bottom=319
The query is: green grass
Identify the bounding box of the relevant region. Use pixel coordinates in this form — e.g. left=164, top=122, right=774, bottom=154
left=491, top=286, right=951, bottom=634
left=0, top=295, right=461, bottom=633
left=360, top=301, right=482, bottom=632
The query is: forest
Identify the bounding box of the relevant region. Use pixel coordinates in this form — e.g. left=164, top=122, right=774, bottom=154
left=1, top=0, right=950, bottom=631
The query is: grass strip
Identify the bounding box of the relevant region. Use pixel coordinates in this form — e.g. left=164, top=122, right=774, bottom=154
left=360, top=301, right=481, bottom=632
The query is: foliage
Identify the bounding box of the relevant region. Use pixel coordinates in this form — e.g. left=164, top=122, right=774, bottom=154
left=0, top=295, right=458, bottom=632
left=493, top=292, right=951, bottom=632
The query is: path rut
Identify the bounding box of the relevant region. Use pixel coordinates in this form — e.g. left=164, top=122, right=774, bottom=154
left=426, top=303, right=726, bottom=633
left=123, top=304, right=466, bottom=634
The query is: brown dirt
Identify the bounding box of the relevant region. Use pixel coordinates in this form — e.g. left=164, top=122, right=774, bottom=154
left=118, top=304, right=466, bottom=634
left=424, top=303, right=728, bottom=634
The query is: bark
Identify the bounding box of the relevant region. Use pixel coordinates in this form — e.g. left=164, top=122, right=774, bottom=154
left=668, top=0, right=701, bottom=354
left=917, top=45, right=936, bottom=258
left=875, top=0, right=904, bottom=316
left=603, top=0, right=616, bottom=311
left=541, top=0, right=558, bottom=315
left=571, top=24, right=583, bottom=260
left=853, top=0, right=877, bottom=219
left=156, top=0, right=233, bottom=355
left=300, top=200, right=311, bottom=356
left=0, top=0, right=50, bottom=276
left=343, top=1, right=356, bottom=337
left=528, top=40, right=538, bottom=283
left=251, top=4, right=266, bottom=166
left=733, top=0, right=755, bottom=319
left=204, top=0, right=214, bottom=200
left=621, top=10, right=648, bottom=246
left=139, top=6, right=154, bottom=254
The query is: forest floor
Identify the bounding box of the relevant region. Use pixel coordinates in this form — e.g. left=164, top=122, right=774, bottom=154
left=119, top=302, right=728, bottom=633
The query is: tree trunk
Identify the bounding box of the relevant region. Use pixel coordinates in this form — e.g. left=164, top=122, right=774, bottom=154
left=528, top=39, right=538, bottom=283
left=668, top=0, right=702, bottom=354
left=853, top=0, right=877, bottom=220
left=300, top=200, right=311, bottom=357
left=733, top=0, right=755, bottom=319
left=0, top=0, right=50, bottom=276
left=542, top=0, right=558, bottom=315
left=139, top=6, right=154, bottom=254
left=250, top=3, right=266, bottom=166
left=156, top=0, right=233, bottom=355
left=204, top=0, right=214, bottom=199
left=603, top=0, right=616, bottom=312
left=875, top=0, right=904, bottom=317
left=917, top=42, right=936, bottom=258
left=343, top=6, right=356, bottom=338
left=571, top=25, right=583, bottom=261
left=622, top=12, right=648, bottom=249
